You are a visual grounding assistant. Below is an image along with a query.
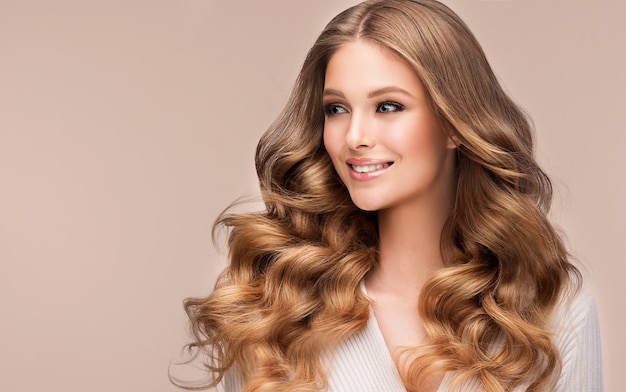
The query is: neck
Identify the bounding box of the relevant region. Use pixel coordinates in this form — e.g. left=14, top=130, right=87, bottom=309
left=367, top=192, right=454, bottom=297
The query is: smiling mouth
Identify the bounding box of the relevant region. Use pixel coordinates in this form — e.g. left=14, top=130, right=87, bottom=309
left=350, top=163, right=392, bottom=173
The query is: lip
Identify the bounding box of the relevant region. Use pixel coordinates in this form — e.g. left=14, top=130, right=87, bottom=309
left=346, top=158, right=393, bottom=181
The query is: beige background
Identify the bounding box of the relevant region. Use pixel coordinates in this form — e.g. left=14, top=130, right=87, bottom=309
left=1, top=1, right=623, bottom=391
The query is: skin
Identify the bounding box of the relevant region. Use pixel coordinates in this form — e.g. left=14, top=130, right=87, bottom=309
left=323, top=39, right=457, bottom=391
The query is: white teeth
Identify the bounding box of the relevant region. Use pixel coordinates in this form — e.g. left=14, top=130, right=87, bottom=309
left=351, top=163, right=389, bottom=173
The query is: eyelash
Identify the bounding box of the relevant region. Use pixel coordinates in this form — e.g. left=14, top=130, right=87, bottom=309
left=377, top=101, right=404, bottom=113
left=323, top=104, right=347, bottom=115
left=323, top=101, right=405, bottom=116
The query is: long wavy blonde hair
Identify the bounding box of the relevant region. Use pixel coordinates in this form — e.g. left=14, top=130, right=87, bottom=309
left=181, top=1, right=581, bottom=391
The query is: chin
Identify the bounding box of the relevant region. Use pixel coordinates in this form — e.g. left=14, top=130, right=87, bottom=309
left=349, top=196, right=385, bottom=212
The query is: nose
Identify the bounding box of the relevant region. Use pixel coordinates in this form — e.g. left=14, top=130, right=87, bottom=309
left=345, top=111, right=374, bottom=150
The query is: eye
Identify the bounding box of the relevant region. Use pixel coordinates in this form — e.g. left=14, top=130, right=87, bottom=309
left=377, top=101, right=404, bottom=113
left=323, top=104, right=348, bottom=116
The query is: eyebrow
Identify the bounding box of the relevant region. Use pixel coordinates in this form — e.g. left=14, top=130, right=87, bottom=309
left=322, top=86, right=416, bottom=99
left=367, top=86, right=415, bottom=99
left=322, top=89, right=344, bottom=98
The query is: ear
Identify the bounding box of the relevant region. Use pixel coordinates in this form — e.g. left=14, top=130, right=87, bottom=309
left=446, top=133, right=461, bottom=149
left=439, top=118, right=461, bottom=149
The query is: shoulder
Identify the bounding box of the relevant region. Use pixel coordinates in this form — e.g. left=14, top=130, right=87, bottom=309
left=551, top=288, right=596, bottom=324
left=220, top=365, right=244, bottom=392
left=550, top=288, right=599, bottom=343
left=550, top=288, right=604, bottom=391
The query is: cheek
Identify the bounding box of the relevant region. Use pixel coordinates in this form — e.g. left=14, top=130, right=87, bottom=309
left=323, top=128, right=346, bottom=176
left=398, top=120, right=449, bottom=158
left=323, top=126, right=340, bottom=160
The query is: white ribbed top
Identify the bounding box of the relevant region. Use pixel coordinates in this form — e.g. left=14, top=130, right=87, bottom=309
left=223, top=290, right=603, bottom=391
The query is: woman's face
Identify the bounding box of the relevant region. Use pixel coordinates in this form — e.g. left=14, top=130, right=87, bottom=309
left=323, top=39, right=457, bottom=212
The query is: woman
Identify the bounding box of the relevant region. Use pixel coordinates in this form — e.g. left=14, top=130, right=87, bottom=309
left=181, top=0, right=603, bottom=391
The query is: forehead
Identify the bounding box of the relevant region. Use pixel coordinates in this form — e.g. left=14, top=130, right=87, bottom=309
left=324, top=39, right=424, bottom=97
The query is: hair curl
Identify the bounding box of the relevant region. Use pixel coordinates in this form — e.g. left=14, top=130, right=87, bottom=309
left=180, top=1, right=581, bottom=391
